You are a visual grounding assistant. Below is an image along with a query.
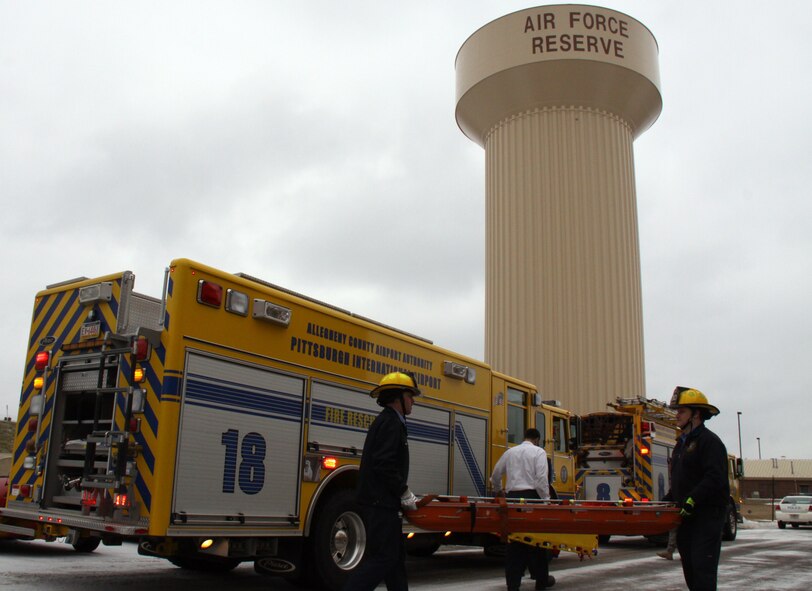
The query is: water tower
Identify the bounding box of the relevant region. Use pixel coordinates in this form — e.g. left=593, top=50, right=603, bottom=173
left=456, top=5, right=661, bottom=413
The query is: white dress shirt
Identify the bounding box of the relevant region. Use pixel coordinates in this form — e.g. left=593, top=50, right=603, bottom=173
left=490, top=440, right=550, bottom=500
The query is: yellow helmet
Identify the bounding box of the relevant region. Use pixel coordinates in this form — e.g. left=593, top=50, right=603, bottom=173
left=370, top=372, right=421, bottom=402
left=669, top=386, right=720, bottom=418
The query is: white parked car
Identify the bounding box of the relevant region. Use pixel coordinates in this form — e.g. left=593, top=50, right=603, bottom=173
left=775, top=495, right=812, bottom=529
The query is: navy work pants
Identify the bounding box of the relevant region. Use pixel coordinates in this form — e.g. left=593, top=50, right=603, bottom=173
left=342, top=504, right=407, bottom=591
left=505, top=490, right=549, bottom=590
left=676, top=505, right=726, bottom=590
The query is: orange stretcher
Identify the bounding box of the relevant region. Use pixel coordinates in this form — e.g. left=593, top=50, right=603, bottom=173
left=405, top=495, right=681, bottom=537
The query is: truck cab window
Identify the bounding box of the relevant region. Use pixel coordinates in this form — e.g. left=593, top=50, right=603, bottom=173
left=534, top=411, right=547, bottom=446
left=552, top=416, right=568, bottom=452
left=507, top=387, right=527, bottom=444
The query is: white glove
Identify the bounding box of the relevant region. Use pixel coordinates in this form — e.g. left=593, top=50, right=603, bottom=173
left=400, top=488, right=418, bottom=512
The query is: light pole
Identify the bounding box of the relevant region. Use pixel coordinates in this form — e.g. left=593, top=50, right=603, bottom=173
left=757, top=437, right=762, bottom=459
left=737, top=411, right=743, bottom=460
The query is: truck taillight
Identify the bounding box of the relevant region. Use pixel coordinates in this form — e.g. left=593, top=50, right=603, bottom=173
left=113, top=493, right=130, bottom=508
left=29, top=394, right=44, bottom=415
left=33, top=376, right=44, bottom=390
left=133, top=366, right=146, bottom=383
left=322, top=456, right=338, bottom=470
left=27, top=417, right=38, bottom=432
left=133, top=337, right=150, bottom=361
left=35, top=351, right=50, bottom=371
left=641, top=420, right=654, bottom=436
left=82, top=490, right=98, bottom=506
left=13, top=484, right=32, bottom=498
left=640, top=445, right=650, bottom=456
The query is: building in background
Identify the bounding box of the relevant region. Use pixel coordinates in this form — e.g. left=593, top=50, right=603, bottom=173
left=741, top=458, right=812, bottom=499
left=0, top=418, right=16, bottom=453
left=1, top=418, right=15, bottom=476
left=456, top=5, right=661, bottom=414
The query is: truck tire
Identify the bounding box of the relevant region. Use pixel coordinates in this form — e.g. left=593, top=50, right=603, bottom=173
left=72, top=537, right=101, bottom=553
left=311, top=489, right=367, bottom=591
left=721, top=503, right=738, bottom=541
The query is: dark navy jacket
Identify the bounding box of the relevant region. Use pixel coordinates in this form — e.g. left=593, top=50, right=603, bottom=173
left=356, top=406, right=410, bottom=509
left=669, top=423, right=729, bottom=509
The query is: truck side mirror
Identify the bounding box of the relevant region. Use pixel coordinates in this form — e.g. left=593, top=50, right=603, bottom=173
left=736, top=457, right=744, bottom=478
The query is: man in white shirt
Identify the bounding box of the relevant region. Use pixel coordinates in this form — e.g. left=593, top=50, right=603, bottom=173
left=491, top=428, right=555, bottom=590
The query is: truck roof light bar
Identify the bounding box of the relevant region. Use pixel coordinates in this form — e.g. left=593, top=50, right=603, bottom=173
left=443, top=361, right=476, bottom=384
left=78, top=282, right=113, bottom=305
left=252, top=299, right=292, bottom=326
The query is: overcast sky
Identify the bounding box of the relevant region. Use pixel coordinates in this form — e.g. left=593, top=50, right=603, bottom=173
left=2, top=1, right=810, bottom=460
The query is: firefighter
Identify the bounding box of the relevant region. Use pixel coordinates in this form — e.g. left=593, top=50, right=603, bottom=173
left=667, top=387, right=729, bottom=591
left=342, top=372, right=420, bottom=591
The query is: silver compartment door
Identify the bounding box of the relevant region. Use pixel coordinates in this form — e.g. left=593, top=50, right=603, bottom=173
left=407, top=405, right=451, bottom=496
left=173, top=352, right=305, bottom=520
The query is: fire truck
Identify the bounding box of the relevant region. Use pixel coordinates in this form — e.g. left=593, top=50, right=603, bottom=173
left=574, top=397, right=740, bottom=542
left=0, top=258, right=579, bottom=589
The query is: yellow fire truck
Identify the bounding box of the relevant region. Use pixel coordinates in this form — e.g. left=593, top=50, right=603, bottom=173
left=0, top=258, right=578, bottom=589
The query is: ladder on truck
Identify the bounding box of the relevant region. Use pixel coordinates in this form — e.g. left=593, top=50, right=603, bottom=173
left=45, top=331, right=154, bottom=515
left=609, top=396, right=677, bottom=426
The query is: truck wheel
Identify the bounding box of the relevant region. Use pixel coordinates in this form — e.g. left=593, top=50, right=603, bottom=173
left=72, top=537, right=101, bottom=553
left=777, top=521, right=786, bottom=529
left=598, top=535, right=611, bottom=544
left=721, top=503, right=738, bottom=541
left=311, top=489, right=366, bottom=591
left=168, top=556, right=241, bottom=572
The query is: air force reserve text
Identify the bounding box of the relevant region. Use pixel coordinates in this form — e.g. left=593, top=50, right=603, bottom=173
left=525, top=9, right=629, bottom=58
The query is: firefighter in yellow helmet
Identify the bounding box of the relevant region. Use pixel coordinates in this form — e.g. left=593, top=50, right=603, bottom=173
left=342, top=372, right=420, bottom=591
left=666, top=387, right=729, bottom=590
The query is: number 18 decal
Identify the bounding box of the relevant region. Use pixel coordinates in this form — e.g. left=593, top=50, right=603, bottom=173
left=221, top=429, right=266, bottom=494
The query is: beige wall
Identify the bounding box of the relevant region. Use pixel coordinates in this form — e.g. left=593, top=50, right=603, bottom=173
left=0, top=420, right=16, bottom=455
left=457, top=5, right=661, bottom=414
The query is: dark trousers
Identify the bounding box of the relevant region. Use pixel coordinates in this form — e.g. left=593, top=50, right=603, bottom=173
left=505, top=490, right=549, bottom=590
left=342, top=504, right=407, bottom=591
left=676, top=505, right=726, bottom=591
